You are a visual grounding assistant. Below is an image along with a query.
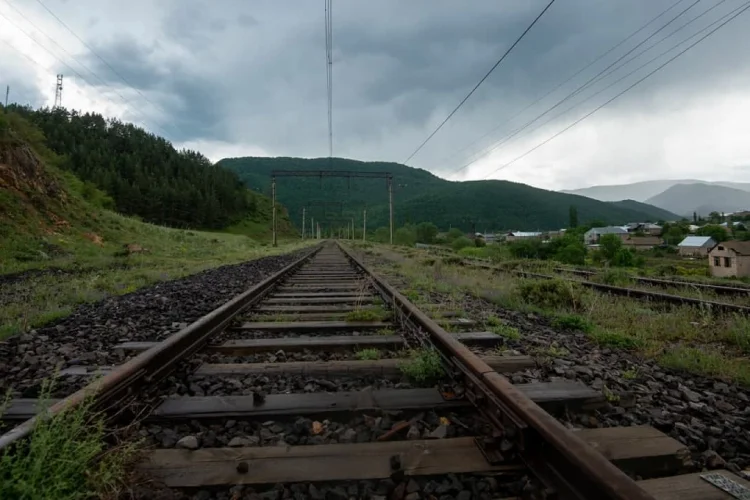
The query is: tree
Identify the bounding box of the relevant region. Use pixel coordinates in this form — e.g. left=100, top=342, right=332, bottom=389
left=446, top=228, right=464, bottom=241
left=373, top=226, right=390, bottom=242
left=415, top=222, right=439, bottom=244
left=612, top=248, right=635, bottom=267
left=452, top=236, right=474, bottom=251
left=697, top=224, right=729, bottom=243
left=663, top=225, right=687, bottom=245
left=599, top=233, right=623, bottom=261
left=708, top=211, right=723, bottom=224
left=693, top=212, right=698, bottom=223
left=556, top=243, right=585, bottom=265
left=568, top=205, right=578, bottom=228
left=394, top=226, right=417, bottom=247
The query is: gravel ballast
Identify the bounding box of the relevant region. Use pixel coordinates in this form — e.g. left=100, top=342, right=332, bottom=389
left=0, top=250, right=308, bottom=398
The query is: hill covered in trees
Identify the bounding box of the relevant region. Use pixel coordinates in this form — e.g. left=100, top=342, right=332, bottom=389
left=6, top=105, right=289, bottom=232
left=220, top=156, right=680, bottom=231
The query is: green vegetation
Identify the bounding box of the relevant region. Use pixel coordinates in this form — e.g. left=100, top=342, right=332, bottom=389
left=0, top=105, right=307, bottom=339
left=489, top=323, right=521, bottom=340
left=0, top=387, right=140, bottom=500
left=355, top=348, right=381, bottom=360
left=345, top=306, right=389, bottom=322
left=221, top=157, right=678, bottom=232
left=374, top=247, right=750, bottom=386
left=552, top=314, right=594, bottom=332
left=507, top=234, right=587, bottom=265
left=7, top=105, right=289, bottom=231
left=399, top=348, right=444, bottom=384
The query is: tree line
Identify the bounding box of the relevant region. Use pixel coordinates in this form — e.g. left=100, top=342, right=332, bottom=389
left=5, top=105, right=257, bottom=229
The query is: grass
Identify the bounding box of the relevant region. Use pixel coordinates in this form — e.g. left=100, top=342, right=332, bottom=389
left=0, top=385, right=140, bottom=499
left=345, top=306, right=389, bottom=322
left=355, top=348, right=381, bottom=360
left=0, top=208, right=313, bottom=339
left=370, top=243, right=750, bottom=386
left=489, top=323, right=521, bottom=340
left=552, top=313, right=594, bottom=333
left=375, top=327, right=395, bottom=336
left=399, top=348, right=444, bottom=384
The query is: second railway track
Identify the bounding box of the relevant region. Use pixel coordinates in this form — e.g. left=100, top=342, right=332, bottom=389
left=2, top=242, right=749, bottom=499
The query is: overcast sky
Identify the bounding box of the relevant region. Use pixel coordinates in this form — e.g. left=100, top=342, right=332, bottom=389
left=2, top=0, right=750, bottom=190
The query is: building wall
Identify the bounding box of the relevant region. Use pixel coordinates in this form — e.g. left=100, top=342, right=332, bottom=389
left=622, top=242, right=655, bottom=251
left=708, top=247, right=750, bottom=277
left=679, top=246, right=711, bottom=256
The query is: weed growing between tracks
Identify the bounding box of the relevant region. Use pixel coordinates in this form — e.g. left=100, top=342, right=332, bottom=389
left=399, top=349, right=444, bottom=383
left=0, top=384, right=140, bottom=499
left=355, top=348, right=382, bottom=360
left=358, top=243, right=750, bottom=386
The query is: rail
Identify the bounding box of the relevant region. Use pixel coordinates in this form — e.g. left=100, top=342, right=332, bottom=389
left=339, top=242, right=656, bottom=500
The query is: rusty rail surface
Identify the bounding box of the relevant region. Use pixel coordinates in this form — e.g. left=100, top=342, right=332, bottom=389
left=339, top=243, right=656, bottom=500
left=0, top=244, right=321, bottom=450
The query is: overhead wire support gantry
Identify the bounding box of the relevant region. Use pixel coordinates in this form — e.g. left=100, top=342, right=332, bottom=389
left=270, top=170, right=394, bottom=246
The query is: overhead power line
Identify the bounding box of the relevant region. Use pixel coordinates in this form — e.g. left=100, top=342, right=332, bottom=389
left=402, top=0, right=557, bottom=164
left=453, top=0, right=735, bottom=176
left=0, top=3, right=175, bottom=138
left=440, top=0, right=691, bottom=172
left=449, top=0, right=702, bottom=176
left=480, top=0, right=750, bottom=180
left=324, top=0, right=333, bottom=158
left=30, top=0, right=185, bottom=136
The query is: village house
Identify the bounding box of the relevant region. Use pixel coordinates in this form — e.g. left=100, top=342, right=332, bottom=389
left=505, top=231, right=542, bottom=242
left=677, top=236, right=717, bottom=256
left=583, top=226, right=628, bottom=245
left=624, top=222, right=662, bottom=235
left=707, top=241, right=750, bottom=278
left=621, top=235, right=662, bottom=251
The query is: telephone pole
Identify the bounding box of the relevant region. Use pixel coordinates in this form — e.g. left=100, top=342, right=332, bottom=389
left=4, top=85, right=8, bottom=107
left=54, top=74, right=63, bottom=108
left=301, top=207, right=306, bottom=239
left=388, top=177, right=394, bottom=244
left=362, top=207, right=367, bottom=242
left=271, top=176, right=277, bottom=247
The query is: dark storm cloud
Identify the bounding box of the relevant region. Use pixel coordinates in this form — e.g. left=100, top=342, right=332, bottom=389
left=62, top=0, right=750, bottom=173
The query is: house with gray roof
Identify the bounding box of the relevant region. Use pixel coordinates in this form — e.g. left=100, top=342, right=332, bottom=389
left=583, top=226, right=628, bottom=245
left=677, top=236, right=717, bottom=256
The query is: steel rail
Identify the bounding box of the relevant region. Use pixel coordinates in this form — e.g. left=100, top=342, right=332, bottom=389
left=339, top=242, right=655, bottom=500
left=0, top=244, right=322, bottom=451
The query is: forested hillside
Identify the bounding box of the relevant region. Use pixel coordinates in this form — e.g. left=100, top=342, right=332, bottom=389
left=221, top=156, right=680, bottom=231
left=7, top=105, right=268, bottom=230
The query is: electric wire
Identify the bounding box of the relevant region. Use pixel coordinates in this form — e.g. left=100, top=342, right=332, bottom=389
left=480, top=0, right=750, bottom=180
left=402, top=0, right=557, bottom=164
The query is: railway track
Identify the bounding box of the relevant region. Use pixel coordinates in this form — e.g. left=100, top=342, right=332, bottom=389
left=2, top=242, right=748, bottom=499
left=419, top=245, right=750, bottom=314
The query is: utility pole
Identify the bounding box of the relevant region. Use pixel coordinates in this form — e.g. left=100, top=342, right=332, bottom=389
left=301, top=207, right=306, bottom=239
left=54, top=74, right=63, bottom=108
left=271, top=176, right=277, bottom=247
left=388, top=177, right=393, bottom=245
left=311, top=216, right=315, bottom=239
left=350, top=218, right=354, bottom=240
left=4, top=85, right=8, bottom=107
left=362, top=207, right=367, bottom=242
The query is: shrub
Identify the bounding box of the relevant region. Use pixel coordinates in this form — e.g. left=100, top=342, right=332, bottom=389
left=451, top=236, right=474, bottom=251
left=517, top=279, right=587, bottom=311
left=555, top=243, right=585, bottom=265
left=474, top=237, right=486, bottom=248
left=552, top=313, right=593, bottom=332
left=399, top=349, right=444, bottom=383
left=612, top=248, right=635, bottom=267
left=597, top=269, right=632, bottom=286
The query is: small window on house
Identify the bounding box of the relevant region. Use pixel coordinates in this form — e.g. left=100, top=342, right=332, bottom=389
left=714, top=257, right=720, bottom=266
left=718, top=246, right=725, bottom=250
left=725, top=257, right=732, bottom=267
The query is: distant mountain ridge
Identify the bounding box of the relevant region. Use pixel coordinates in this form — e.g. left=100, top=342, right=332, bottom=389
left=219, top=156, right=680, bottom=231
left=645, top=183, right=750, bottom=216
left=562, top=179, right=750, bottom=203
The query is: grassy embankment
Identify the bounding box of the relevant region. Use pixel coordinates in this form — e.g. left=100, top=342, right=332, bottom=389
left=354, top=242, right=750, bottom=386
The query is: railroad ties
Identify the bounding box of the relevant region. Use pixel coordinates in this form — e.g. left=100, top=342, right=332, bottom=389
left=3, top=243, right=750, bottom=498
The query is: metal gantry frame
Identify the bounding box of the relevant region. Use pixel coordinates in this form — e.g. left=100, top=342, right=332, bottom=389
left=271, top=170, right=393, bottom=246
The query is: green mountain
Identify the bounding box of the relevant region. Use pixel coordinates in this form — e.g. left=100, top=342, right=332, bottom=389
left=219, top=156, right=680, bottom=231
left=5, top=105, right=293, bottom=235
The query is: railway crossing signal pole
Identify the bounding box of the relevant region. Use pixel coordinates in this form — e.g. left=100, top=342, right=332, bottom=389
left=271, top=176, right=277, bottom=247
